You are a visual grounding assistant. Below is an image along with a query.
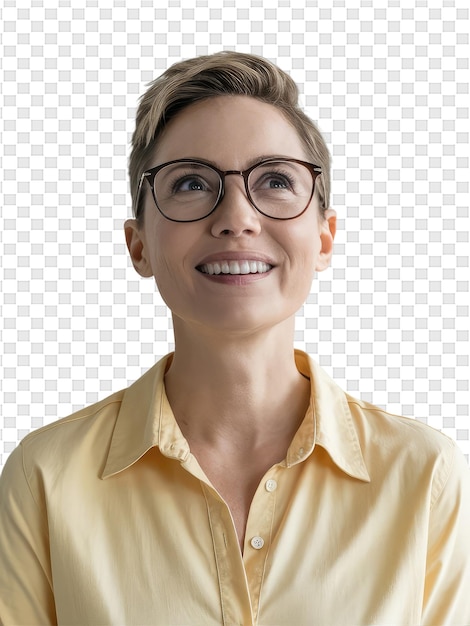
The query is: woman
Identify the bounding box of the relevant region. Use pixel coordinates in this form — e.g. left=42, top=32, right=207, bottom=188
left=1, top=51, right=469, bottom=626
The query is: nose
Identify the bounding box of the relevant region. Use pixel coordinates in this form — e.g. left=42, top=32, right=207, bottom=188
left=210, top=173, right=262, bottom=238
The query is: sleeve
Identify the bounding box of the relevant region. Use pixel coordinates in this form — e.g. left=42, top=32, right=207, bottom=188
left=421, top=442, right=470, bottom=626
left=0, top=445, right=57, bottom=626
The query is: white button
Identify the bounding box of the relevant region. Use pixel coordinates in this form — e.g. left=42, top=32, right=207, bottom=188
left=265, top=479, right=277, bottom=492
left=250, top=536, right=265, bottom=550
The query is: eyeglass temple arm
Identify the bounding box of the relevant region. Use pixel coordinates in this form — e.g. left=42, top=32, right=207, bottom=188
left=137, top=171, right=152, bottom=196
left=134, top=172, right=153, bottom=216
left=136, top=171, right=152, bottom=203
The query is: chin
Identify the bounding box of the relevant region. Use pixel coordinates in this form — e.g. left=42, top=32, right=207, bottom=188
left=173, top=305, right=298, bottom=339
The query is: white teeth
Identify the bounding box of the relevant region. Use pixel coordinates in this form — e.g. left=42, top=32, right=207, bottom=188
left=199, top=260, right=272, bottom=275
left=237, top=261, right=250, bottom=274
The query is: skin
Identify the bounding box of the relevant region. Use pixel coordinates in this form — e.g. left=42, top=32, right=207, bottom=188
left=125, top=95, right=336, bottom=550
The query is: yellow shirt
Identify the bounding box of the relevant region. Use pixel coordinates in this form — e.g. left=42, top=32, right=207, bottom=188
left=1, top=351, right=469, bottom=626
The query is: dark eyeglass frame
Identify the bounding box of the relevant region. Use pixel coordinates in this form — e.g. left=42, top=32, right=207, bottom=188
left=137, top=157, right=322, bottom=222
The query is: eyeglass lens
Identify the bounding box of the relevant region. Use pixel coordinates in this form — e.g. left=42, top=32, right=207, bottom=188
left=153, top=160, right=315, bottom=221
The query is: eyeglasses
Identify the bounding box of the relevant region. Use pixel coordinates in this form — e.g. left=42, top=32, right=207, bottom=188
left=137, top=158, right=322, bottom=222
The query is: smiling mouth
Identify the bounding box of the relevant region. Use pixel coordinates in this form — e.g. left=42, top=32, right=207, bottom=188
left=197, top=260, right=273, bottom=275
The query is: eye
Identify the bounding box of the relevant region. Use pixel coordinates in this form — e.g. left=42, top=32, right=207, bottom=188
left=170, top=174, right=210, bottom=194
left=265, top=173, right=294, bottom=189
left=251, top=167, right=296, bottom=193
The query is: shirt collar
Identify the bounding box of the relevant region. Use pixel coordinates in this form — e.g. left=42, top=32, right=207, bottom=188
left=102, top=351, right=370, bottom=482
left=289, top=350, right=370, bottom=482
left=102, top=354, right=186, bottom=478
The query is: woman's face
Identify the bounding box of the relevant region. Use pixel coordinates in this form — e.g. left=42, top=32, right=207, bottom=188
left=125, top=95, right=336, bottom=337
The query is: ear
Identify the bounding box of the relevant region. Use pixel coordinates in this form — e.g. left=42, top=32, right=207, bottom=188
left=124, top=219, right=153, bottom=278
left=315, top=209, right=336, bottom=272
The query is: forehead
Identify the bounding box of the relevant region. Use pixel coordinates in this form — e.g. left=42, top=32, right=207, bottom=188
left=152, top=95, right=308, bottom=167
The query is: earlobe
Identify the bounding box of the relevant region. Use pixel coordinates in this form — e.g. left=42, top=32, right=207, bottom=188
left=315, top=209, right=336, bottom=272
left=124, top=219, right=153, bottom=278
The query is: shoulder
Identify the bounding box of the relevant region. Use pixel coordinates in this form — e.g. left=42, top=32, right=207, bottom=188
left=303, top=351, right=467, bottom=490
left=346, top=394, right=468, bottom=503
left=2, top=354, right=171, bottom=488
left=21, top=389, right=125, bottom=454
left=2, top=389, right=125, bottom=490
left=346, top=393, right=455, bottom=455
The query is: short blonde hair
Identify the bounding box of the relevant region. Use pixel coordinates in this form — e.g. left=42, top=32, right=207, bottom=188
left=129, top=51, right=330, bottom=221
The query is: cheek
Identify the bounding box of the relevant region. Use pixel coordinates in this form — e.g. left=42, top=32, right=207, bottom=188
left=283, top=219, right=321, bottom=266
left=147, top=222, right=198, bottom=291
left=143, top=222, right=177, bottom=285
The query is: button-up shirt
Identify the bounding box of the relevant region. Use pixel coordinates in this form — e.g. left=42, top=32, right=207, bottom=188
left=1, top=350, right=469, bottom=625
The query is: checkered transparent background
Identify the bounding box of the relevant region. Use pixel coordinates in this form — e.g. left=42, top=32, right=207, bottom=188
left=1, top=0, right=469, bottom=470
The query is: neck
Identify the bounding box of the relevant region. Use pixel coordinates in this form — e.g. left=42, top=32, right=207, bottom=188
left=164, top=318, right=310, bottom=451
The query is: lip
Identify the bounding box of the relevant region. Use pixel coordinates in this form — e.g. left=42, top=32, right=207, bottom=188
left=197, top=271, right=272, bottom=285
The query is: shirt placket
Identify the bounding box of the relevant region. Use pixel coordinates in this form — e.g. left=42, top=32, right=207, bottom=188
left=242, top=468, right=279, bottom=624
left=202, top=484, right=254, bottom=626
left=201, top=466, right=279, bottom=626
